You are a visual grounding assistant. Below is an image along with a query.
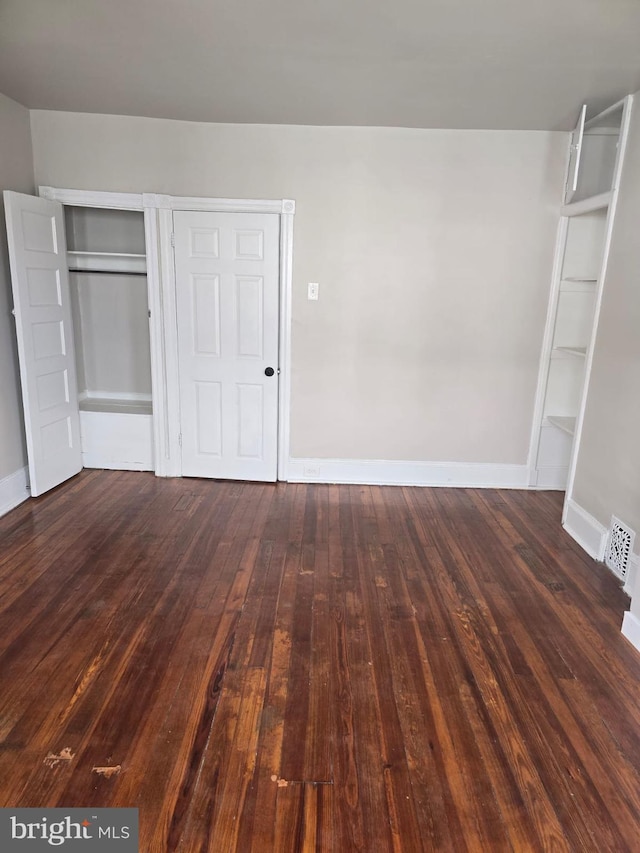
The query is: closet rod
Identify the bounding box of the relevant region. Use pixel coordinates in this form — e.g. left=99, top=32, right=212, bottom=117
left=69, top=269, right=147, bottom=277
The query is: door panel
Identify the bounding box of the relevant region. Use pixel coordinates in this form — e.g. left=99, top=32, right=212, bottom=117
left=195, top=381, right=223, bottom=456
left=193, top=275, right=221, bottom=355
left=174, top=210, right=280, bottom=481
left=236, top=276, right=264, bottom=357
left=237, top=383, right=263, bottom=458
left=3, top=191, right=82, bottom=496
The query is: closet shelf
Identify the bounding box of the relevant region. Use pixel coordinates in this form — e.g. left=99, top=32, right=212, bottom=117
left=79, top=396, right=152, bottom=415
left=560, top=277, right=598, bottom=292
left=561, top=191, right=611, bottom=217
left=553, top=346, right=587, bottom=358
left=67, top=250, right=147, bottom=275
left=546, top=416, right=576, bottom=437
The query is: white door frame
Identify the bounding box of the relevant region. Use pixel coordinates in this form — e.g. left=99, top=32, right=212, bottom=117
left=145, top=193, right=295, bottom=481
left=38, top=187, right=296, bottom=482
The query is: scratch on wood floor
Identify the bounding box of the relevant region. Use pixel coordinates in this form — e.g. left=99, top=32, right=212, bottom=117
left=0, top=712, right=19, bottom=742
left=59, top=644, right=110, bottom=726
left=270, top=775, right=332, bottom=787
left=44, top=747, right=74, bottom=767
left=92, top=765, right=122, bottom=778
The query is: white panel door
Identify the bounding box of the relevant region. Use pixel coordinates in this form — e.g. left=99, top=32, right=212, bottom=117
left=3, top=191, right=82, bottom=496
left=174, top=210, right=280, bottom=481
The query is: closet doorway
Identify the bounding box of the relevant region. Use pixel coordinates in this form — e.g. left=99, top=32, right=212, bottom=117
left=4, top=188, right=295, bottom=495
left=4, top=190, right=153, bottom=496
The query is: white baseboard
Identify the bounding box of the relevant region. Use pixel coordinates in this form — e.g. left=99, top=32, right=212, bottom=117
left=621, top=610, right=640, bottom=653
left=624, top=552, right=640, bottom=596
left=534, top=466, right=568, bottom=490
left=287, top=457, right=530, bottom=489
left=0, top=466, right=30, bottom=517
left=562, top=498, right=607, bottom=561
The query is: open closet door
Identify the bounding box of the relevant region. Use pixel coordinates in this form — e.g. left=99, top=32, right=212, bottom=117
left=4, top=191, right=82, bottom=496
left=565, top=104, right=587, bottom=204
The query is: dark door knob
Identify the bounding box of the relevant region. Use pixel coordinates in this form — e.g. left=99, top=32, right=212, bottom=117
left=264, top=367, right=275, bottom=377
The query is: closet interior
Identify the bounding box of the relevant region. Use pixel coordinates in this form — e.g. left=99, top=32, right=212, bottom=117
left=64, top=204, right=154, bottom=471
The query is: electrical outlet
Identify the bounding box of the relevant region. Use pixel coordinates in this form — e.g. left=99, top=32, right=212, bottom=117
left=303, top=464, right=320, bottom=479
left=308, top=282, right=319, bottom=301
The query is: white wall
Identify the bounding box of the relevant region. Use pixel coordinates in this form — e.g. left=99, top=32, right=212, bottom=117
left=30, top=110, right=566, bottom=466
left=0, top=93, right=33, bottom=482
left=572, top=94, right=640, bottom=599
left=70, top=274, right=152, bottom=398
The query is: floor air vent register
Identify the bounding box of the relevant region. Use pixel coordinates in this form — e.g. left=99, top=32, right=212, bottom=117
left=605, top=516, right=635, bottom=580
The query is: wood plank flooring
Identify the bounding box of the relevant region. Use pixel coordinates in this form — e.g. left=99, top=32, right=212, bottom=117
left=0, top=470, right=639, bottom=851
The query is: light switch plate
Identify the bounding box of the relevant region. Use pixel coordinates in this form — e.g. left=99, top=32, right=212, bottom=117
left=308, top=282, right=319, bottom=300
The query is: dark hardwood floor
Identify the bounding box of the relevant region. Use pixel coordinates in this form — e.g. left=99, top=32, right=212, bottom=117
left=0, top=470, right=639, bottom=851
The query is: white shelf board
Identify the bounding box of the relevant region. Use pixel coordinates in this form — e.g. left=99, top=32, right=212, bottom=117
left=67, top=250, right=147, bottom=274
left=546, top=416, right=576, bottom=437
left=584, top=98, right=625, bottom=130
left=79, top=396, right=152, bottom=415
left=561, top=191, right=611, bottom=217
left=554, top=346, right=587, bottom=358
left=560, top=278, right=598, bottom=292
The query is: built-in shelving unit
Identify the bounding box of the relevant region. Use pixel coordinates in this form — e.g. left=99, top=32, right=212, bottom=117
left=531, top=95, right=633, bottom=491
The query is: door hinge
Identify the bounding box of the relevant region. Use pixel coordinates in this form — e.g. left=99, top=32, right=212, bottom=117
left=171, top=232, right=176, bottom=248
left=178, top=433, right=182, bottom=447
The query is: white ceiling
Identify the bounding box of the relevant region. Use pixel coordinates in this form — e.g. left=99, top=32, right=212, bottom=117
left=1, top=0, right=640, bottom=130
